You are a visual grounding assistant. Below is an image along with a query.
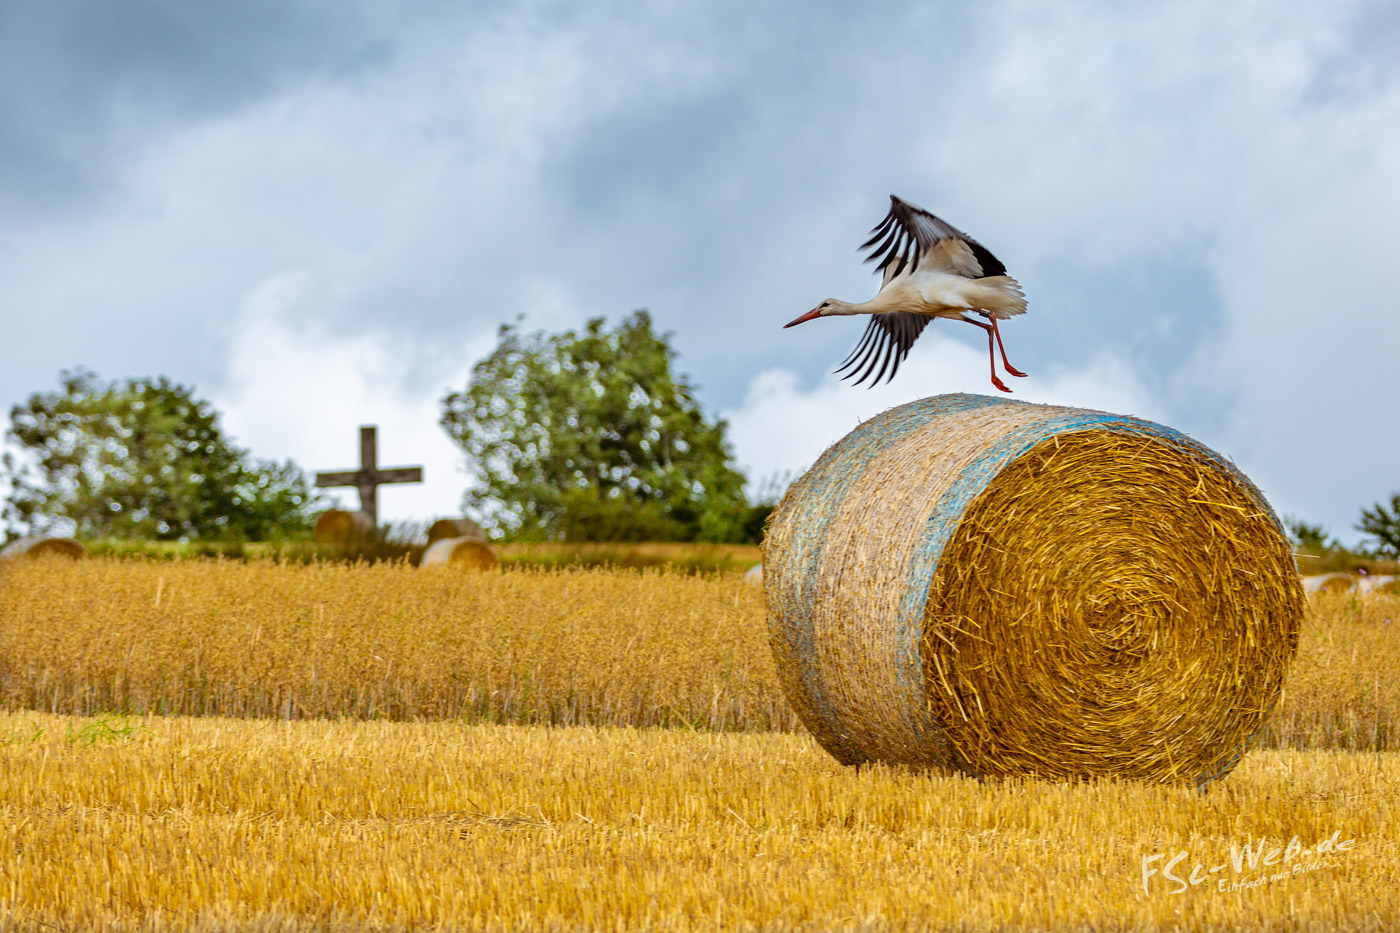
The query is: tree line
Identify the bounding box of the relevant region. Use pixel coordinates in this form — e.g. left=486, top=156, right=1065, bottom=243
left=2, top=312, right=775, bottom=545
left=6, top=309, right=1398, bottom=553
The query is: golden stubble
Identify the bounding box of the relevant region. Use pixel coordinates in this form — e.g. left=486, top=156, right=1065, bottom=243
left=0, top=559, right=793, bottom=731
left=0, top=714, right=1395, bottom=932
left=0, top=559, right=1397, bottom=930
left=0, top=558, right=1395, bottom=750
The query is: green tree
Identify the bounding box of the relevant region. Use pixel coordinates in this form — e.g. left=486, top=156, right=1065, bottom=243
left=740, top=470, right=795, bottom=544
left=1284, top=516, right=1334, bottom=552
left=1357, top=493, right=1400, bottom=559
left=440, top=311, right=755, bottom=542
left=3, top=369, right=325, bottom=541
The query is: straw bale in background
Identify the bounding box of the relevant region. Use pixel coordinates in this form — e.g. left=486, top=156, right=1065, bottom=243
left=1301, top=573, right=1356, bottom=594
left=421, top=537, right=498, bottom=570
left=0, top=537, right=88, bottom=561
left=1357, top=575, right=1395, bottom=596
left=313, top=509, right=373, bottom=545
left=427, top=518, right=487, bottom=545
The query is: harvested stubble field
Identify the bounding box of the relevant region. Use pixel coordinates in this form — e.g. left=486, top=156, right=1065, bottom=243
left=1, top=558, right=1398, bottom=931
left=0, top=559, right=1396, bottom=747
left=0, top=558, right=792, bottom=730
left=0, top=714, right=1396, bottom=932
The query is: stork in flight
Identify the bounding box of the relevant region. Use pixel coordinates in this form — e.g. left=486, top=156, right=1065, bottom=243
left=785, top=195, right=1028, bottom=392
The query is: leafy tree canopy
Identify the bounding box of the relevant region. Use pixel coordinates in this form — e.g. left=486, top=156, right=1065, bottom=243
left=1357, top=493, right=1400, bottom=559
left=441, top=311, right=757, bottom=542
left=3, top=369, right=325, bottom=541
left=1284, top=517, right=1334, bottom=552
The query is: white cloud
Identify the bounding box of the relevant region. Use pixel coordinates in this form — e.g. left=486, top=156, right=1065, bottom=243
left=5, top=1, right=1400, bottom=546
left=723, top=332, right=1168, bottom=492
left=214, top=272, right=491, bottom=524
left=904, top=0, right=1400, bottom=544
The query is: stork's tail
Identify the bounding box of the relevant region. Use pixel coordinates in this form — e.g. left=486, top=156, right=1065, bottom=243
left=975, top=275, right=1027, bottom=319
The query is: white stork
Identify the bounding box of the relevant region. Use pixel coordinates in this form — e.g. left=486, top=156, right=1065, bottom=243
left=785, top=195, right=1028, bottom=392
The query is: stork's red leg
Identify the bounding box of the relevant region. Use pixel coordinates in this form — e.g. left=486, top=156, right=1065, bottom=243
left=986, top=314, right=1027, bottom=377
left=960, top=316, right=1010, bottom=393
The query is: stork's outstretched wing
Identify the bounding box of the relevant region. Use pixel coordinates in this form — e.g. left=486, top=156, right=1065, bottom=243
left=861, top=195, right=1007, bottom=280
left=834, top=312, right=932, bottom=387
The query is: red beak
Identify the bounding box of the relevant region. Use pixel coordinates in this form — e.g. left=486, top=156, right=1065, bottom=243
left=784, top=307, right=823, bottom=328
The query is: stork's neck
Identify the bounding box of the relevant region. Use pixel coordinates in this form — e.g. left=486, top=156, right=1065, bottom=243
left=827, top=298, right=868, bottom=316
left=846, top=295, right=894, bottom=315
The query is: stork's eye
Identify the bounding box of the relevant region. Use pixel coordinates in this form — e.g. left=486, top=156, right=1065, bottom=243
left=821, top=302, right=830, bottom=309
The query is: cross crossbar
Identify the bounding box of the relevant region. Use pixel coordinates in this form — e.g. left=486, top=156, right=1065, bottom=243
left=314, top=426, right=423, bottom=527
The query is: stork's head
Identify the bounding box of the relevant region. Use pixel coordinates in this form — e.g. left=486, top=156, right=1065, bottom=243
left=784, top=299, right=855, bottom=328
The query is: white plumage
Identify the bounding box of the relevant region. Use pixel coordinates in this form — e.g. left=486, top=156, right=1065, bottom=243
left=785, top=195, right=1028, bottom=392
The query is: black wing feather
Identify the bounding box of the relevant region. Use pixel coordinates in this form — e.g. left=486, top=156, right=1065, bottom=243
left=862, top=194, right=1006, bottom=278
left=834, top=312, right=933, bottom=387
left=871, top=333, right=898, bottom=385
left=859, top=213, right=897, bottom=249
left=966, top=239, right=1006, bottom=277
left=836, top=316, right=881, bottom=371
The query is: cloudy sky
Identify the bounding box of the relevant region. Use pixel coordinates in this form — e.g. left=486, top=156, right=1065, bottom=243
left=2, top=0, right=1397, bottom=543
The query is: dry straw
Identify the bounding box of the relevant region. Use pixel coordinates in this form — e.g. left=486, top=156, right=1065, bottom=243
left=421, top=537, right=499, bottom=570
left=764, top=393, right=1304, bottom=786
left=1302, top=573, right=1356, bottom=594
left=313, top=508, right=373, bottom=544
left=1365, top=575, right=1399, bottom=596
left=427, top=517, right=487, bottom=544
left=0, top=537, right=88, bottom=561
left=2, top=714, right=1395, bottom=932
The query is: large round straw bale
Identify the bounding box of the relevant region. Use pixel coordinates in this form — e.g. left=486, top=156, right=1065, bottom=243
left=314, top=509, right=373, bottom=545
left=0, top=537, right=88, bottom=561
left=764, top=394, right=1303, bottom=786
left=421, top=537, right=498, bottom=570
left=1301, top=573, right=1355, bottom=594
left=427, top=517, right=486, bottom=545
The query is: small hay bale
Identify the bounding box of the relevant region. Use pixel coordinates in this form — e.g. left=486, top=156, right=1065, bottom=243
left=314, top=509, right=373, bottom=545
left=1358, top=574, right=1396, bottom=596
left=421, top=537, right=498, bottom=570
left=1302, top=573, right=1355, bottom=594
left=744, top=563, right=763, bottom=585
left=764, top=393, right=1303, bottom=786
left=0, top=537, right=89, bottom=561
left=427, top=517, right=486, bottom=545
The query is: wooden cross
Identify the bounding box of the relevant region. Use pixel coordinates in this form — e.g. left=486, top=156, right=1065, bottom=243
left=315, top=426, right=423, bottom=528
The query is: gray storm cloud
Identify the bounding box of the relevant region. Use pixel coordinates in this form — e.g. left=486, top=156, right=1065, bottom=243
left=1, top=0, right=1397, bottom=542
